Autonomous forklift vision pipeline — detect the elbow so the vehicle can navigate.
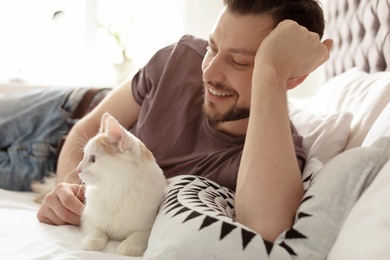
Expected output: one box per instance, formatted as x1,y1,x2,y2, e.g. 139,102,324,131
235,210,296,243
235,187,303,243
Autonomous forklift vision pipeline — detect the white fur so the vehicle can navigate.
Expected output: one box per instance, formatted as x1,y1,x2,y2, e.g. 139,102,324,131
77,113,166,256
30,174,56,203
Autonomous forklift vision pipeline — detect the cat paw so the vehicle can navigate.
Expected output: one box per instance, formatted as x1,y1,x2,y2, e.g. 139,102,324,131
117,242,145,256
82,237,108,252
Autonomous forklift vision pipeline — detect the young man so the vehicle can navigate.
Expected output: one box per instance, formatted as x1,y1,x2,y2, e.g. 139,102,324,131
7,0,332,242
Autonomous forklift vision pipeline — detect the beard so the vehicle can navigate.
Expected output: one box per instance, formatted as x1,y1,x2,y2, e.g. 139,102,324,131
202,81,250,124
204,102,250,123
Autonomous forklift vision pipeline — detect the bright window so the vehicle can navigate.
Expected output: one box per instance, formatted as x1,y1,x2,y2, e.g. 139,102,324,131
0,0,223,87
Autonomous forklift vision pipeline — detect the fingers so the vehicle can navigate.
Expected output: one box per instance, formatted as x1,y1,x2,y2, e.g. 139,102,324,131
258,20,333,80
74,184,86,203
313,38,333,70
37,194,75,225
323,39,333,53
36,183,85,226
58,184,85,216
322,39,333,62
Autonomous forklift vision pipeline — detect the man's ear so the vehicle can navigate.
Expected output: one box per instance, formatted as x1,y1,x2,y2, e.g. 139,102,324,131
286,75,308,90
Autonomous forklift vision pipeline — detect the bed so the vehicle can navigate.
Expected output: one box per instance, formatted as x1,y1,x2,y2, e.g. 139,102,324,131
2,0,390,259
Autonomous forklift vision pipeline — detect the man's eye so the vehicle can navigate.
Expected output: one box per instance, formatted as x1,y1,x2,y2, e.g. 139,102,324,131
89,155,96,163
233,60,248,67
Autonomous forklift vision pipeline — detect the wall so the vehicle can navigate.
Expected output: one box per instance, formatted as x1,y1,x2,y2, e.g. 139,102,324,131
183,0,224,39
128,0,223,67
0,0,224,93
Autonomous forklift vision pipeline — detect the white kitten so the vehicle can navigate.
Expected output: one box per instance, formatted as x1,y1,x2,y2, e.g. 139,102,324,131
77,113,166,256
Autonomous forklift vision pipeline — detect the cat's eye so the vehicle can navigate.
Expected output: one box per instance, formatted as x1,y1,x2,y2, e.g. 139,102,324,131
89,155,96,163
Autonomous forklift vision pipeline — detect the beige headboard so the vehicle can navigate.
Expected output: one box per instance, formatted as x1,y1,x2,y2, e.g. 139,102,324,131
324,0,390,79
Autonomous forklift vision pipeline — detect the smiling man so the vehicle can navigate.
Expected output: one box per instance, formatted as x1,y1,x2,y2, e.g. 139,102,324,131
28,0,334,242
202,12,274,135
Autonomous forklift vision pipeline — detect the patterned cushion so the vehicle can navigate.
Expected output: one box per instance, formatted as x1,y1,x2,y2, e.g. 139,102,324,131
144,137,390,259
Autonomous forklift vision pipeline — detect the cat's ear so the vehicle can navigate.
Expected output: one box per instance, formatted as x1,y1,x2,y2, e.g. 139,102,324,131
100,113,112,133
100,113,133,151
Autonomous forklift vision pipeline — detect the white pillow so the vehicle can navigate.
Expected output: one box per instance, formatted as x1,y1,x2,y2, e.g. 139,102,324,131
276,136,390,259
289,103,353,164
306,68,390,149
362,101,390,147
328,159,390,260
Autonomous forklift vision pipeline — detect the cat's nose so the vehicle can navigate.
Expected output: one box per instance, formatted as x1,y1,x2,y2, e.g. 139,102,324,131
76,167,82,174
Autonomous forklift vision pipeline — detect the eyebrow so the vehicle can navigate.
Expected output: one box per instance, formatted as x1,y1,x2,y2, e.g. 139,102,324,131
209,35,257,57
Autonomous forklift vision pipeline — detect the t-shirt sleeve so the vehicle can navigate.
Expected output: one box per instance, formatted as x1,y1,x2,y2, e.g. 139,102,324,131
290,121,306,173
131,35,207,106
131,44,175,106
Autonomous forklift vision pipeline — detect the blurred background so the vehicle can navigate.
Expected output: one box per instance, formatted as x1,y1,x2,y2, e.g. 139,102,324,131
0,0,223,88
0,0,327,98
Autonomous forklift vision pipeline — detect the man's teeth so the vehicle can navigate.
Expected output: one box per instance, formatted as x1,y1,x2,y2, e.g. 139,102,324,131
209,87,230,97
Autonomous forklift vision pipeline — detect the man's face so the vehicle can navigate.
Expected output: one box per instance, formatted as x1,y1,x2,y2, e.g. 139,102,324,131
202,8,274,124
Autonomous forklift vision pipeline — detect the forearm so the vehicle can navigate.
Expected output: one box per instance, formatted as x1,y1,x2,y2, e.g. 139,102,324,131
56,117,99,183
235,67,303,242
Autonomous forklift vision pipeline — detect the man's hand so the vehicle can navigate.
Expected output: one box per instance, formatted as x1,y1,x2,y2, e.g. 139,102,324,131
37,183,85,226
254,19,333,90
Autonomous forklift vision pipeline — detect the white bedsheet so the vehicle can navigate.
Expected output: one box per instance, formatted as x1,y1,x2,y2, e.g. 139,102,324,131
0,189,142,260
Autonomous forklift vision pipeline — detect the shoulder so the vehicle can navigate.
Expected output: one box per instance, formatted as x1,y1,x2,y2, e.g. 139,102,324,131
131,35,206,103
141,35,206,80
175,34,208,58
142,34,207,71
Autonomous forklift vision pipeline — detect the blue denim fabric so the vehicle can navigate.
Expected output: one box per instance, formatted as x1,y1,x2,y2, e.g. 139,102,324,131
0,87,89,191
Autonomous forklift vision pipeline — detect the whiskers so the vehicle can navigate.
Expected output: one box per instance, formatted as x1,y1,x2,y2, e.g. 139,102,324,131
67,132,90,153
65,169,86,203
74,178,86,203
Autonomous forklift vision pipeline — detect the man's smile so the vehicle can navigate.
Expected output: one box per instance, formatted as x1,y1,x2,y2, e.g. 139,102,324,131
208,86,233,97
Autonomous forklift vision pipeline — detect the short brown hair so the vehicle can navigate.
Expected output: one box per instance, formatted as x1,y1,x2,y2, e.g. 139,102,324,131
223,0,325,38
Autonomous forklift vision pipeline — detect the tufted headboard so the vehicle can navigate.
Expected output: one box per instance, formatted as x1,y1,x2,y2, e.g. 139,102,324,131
324,0,390,79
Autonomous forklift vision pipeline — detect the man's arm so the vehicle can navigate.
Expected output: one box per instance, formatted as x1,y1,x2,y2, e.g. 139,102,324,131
235,20,332,242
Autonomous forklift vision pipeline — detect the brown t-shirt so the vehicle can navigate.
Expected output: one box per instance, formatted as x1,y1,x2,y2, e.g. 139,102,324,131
131,35,305,191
